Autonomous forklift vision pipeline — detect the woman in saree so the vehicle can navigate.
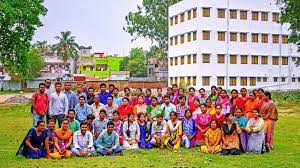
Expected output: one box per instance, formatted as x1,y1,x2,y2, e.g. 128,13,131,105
233,108,248,153
200,119,222,154
235,88,249,112
174,88,185,105
195,104,211,145
133,95,147,119
192,99,201,120
211,105,225,126
113,110,123,145
246,108,265,154
244,91,260,119
16,121,47,159
216,90,231,115
164,111,182,150
131,88,143,106
221,113,242,155
166,87,176,105
138,113,152,149
118,97,133,121
230,89,239,114
181,109,196,148
260,91,278,151
206,99,216,115
187,87,198,112
144,89,152,106
50,119,73,159
146,97,164,122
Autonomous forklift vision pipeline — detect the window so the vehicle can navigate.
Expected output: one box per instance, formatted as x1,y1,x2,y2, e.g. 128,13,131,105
272,35,279,43
240,77,247,86
175,77,178,85
218,54,225,64
202,8,210,17
170,17,173,26
230,10,237,19
187,77,191,85
180,56,184,65
180,13,185,22
240,33,247,42
252,34,259,43
274,77,278,82
230,32,237,41
252,55,258,64
174,36,178,45
272,57,279,65
202,77,210,86
170,57,173,66
170,37,173,46
261,12,268,21
292,57,297,62
281,77,286,82
292,78,296,82
187,55,191,64
175,16,178,24
272,13,279,22
202,54,210,63
261,34,268,43
187,33,192,42
217,77,225,86
193,31,197,41
188,10,192,20
218,32,225,41
240,11,247,20
202,31,210,40
193,8,197,18
252,12,259,21
180,34,185,44
230,55,237,64
263,77,268,82
250,77,256,86
193,54,197,64
282,57,288,65
261,56,268,64
193,76,197,86
175,57,178,65
218,9,225,18
257,77,261,82
241,55,248,64
298,78,300,82
230,77,237,86
282,35,288,44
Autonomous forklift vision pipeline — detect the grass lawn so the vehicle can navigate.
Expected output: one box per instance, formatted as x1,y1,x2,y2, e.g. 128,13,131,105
0,103,299,168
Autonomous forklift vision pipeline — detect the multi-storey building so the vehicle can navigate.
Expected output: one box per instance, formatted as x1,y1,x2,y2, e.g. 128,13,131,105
168,0,300,90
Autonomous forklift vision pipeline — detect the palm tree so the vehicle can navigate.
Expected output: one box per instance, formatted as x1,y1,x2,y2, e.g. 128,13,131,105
53,31,79,72
33,40,48,57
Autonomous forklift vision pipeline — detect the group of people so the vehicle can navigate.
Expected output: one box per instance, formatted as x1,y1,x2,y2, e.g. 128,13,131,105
16,79,278,159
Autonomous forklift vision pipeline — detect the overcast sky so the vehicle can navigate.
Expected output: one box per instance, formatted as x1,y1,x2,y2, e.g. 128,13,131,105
33,0,151,56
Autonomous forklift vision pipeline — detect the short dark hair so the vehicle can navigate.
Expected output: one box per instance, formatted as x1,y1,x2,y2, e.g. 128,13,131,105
48,119,55,124
179,96,186,100
225,113,232,119
172,84,178,88
113,87,119,91
88,87,94,91
156,114,163,119
136,88,143,92
184,109,192,116
146,88,152,93
164,95,170,99
44,79,51,82
100,109,106,114
189,87,195,92
80,121,89,127
124,87,130,91
108,84,115,87
68,109,75,115
55,82,62,87
170,111,177,117
79,95,85,100
113,110,119,116
37,120,45,126
211,86,217,90
199,88,205,92
39,83,46,88
87,114,95,120
100,83,106,87
107,121,114,127
151,97,157,101
107,95,113,100
122,97,130,102
61,118,69,124
200,103,207,107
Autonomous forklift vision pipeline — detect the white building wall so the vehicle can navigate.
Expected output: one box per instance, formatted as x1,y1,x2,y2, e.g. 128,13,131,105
168,0,300,91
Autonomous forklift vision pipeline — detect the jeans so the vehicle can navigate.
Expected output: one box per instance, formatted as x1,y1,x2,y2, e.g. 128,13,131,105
33,113,45,126
96,146,122,156
51,114,64,128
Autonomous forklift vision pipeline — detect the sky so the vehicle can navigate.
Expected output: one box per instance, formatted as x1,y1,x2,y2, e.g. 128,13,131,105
33,0,151,56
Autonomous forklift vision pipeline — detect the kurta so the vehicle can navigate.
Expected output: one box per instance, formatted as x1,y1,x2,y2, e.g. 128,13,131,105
246,118,265,154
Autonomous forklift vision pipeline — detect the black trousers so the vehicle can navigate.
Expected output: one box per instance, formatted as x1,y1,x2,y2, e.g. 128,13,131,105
221,148,241,155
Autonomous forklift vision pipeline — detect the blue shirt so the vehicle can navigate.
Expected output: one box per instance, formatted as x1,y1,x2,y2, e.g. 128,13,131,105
161,103,177,120
74,92,87,105
233,116,248,128
95,130,120,149
63,90,77,110
113,96,122,106
49,92,69,115
74,103,91,122
98,92,111,105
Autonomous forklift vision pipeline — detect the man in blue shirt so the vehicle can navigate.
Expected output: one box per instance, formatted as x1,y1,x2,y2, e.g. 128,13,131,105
95,121,122,156
74,96,91,123
98,83,110,105
63,82,77,110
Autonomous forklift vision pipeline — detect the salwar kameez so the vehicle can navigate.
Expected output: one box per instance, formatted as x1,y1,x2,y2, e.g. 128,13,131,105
139,122,152,149
195,113,211,144
181,118,196,148
164,120,182,150
246,118,265,154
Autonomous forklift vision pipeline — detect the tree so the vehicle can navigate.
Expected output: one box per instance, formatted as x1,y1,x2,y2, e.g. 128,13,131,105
33,40,48,56
53,31,79,71
0,0,47,80
127,48,147,77
124,0,180,54
277,0,300,65
25,48,45,79
120,57,130,71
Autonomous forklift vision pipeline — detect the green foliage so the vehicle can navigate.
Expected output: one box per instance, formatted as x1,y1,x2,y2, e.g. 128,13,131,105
0,0,47,80
124,0,180,52
25,48,44,79
120,57,129,71
127,48,147,77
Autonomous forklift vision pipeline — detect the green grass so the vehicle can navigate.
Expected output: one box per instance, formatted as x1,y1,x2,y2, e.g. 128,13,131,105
0,104,299,168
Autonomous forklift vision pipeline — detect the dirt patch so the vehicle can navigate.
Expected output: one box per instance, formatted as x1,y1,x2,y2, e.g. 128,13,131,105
0,93,32,104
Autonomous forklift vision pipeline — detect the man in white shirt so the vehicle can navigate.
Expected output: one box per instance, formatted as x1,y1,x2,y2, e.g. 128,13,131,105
90,96,105,118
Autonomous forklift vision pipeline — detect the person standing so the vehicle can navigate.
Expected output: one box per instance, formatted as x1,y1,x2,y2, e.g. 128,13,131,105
49,82,69,127
175,96,188,121
98,83,111,105
63,82,77,110
93,109,108,139
74,96,91,123
32,83,49,126
87,87,95,105
90,96,105,119
104,96,118,120
44,79,54,97
75,83,87,105
161,96,177,121
68,109,80,132
112,88,122,106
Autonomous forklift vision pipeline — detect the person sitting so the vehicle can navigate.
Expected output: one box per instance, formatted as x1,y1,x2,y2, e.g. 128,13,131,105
112,110,123,145
150,114,166,148
200,119,222,154
86,114,95,133
93,109,108,139
118,97,133,121
49,119,73,159
95,121,123,156
16,121,47,159
133,95,147,119
246,108,265,154
138,113,152,149
164,111,182,150
211,105,225,126
181,109,196,148
233,108,248,153
161,95,177,121
122,113,140,149
68,109,80,132
45,119,56,159
74,96,91,123
71,121,95,157
146,97,163,122
221,113,242,155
